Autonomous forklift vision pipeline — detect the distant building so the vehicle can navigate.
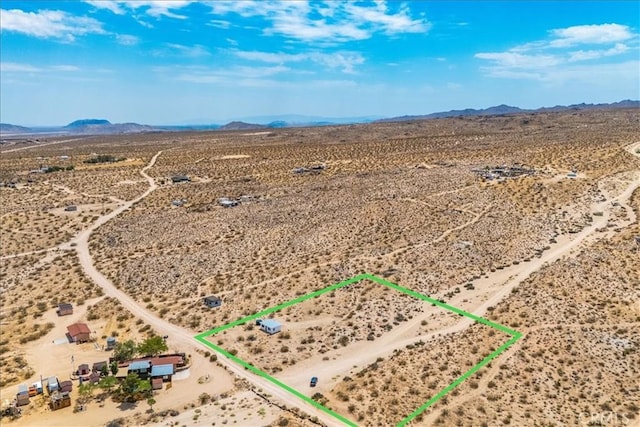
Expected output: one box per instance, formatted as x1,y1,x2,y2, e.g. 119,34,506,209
56,303,73,316
59,380,72,393
218,197,238,207
128,360,151,379
67,323,91,344
49,391,71,411
77,364,90,376
151,364,174,382
260,319,282,335
171,175,190,183
106,336,117,350
92,361,108,374
203,296,222,308
64,205,77,212
47,377,59,394
16,385,30,406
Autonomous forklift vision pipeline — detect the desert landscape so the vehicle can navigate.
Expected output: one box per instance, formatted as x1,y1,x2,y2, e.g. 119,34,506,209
1,108,639,426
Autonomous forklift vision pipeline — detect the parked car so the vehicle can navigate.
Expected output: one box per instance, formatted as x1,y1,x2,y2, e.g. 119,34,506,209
310,377,318,387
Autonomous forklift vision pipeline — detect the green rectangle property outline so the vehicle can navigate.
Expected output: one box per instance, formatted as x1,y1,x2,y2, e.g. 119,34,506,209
194,273,522,426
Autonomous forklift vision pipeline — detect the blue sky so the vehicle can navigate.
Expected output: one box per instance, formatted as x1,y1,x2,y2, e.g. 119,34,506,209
1,1,638,126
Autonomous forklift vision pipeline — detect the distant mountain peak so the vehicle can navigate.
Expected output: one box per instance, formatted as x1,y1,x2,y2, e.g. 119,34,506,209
219,121,267,131
66,119,111,127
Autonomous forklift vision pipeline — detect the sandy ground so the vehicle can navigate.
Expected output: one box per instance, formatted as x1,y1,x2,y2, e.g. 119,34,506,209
3,132,638,426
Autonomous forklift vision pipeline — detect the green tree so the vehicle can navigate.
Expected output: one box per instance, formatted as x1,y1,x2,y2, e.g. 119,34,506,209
113,340,137,362
100,364,109,377
147,397,156,412
78,382,95,404
137,336,167,357
137,378,152,398
118,373,140,402
110,361,119,375
98,376,117,393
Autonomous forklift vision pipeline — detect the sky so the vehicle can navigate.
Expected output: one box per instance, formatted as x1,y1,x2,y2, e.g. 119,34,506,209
0,1,638,126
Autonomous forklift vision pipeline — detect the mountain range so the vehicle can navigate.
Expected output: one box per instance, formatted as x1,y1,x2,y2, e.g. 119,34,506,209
1,100,638,137
376,100,639,122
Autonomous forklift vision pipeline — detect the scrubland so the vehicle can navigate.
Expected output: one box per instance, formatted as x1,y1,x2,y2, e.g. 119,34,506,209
1,109,638,426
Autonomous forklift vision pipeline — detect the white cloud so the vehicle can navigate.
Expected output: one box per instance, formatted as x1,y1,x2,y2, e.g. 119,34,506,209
0,62,42,72
116,34,139,46
549,23,635,47
164,43,210,58
85,1,196,19
208,19,231,29
161,64,291,85
475,52,561,69
1,62,81,73
344,2,429,34
210,1,429,43
234,50,365,74
476,22,639,83
568,43,629,62
0,9,105,41
85,1,125,15
50,65,80,72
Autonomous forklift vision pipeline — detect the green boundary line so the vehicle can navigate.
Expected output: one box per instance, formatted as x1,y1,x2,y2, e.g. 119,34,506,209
194,273,521,426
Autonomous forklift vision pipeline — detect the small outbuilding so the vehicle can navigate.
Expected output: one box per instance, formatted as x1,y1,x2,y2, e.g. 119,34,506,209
56,303,73,316
151,364,174,382
106,336,117,350
203,296,222,308
260,319,282,335
17,384,28,398
151,378,163,390
49,391,71,411
59,381,72,393
16,386,29,407
171,175,190,183
67,323,91,344
218,197,238,207
30,381,43,395
93,361,108,374
47,377,59,394
128,360,151,379
77,364,90,376
64,205,77,212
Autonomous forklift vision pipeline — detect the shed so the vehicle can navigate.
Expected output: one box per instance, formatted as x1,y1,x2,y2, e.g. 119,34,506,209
218,198,238,207
150,364,174,382
106,336,117,350
67,323,91,344
31,381,43,395
171,175,190,183
59,381,72,393
203,295,222,308
16,394,29,407
64,205,77,212
92,361,108,374
128,360,151,379
47,377,59,394
49,391,71,411
115,367,128,379
78,364,90,376
260,319,282,335
56,303,73,316
151,378,163,390
17,384,28,397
